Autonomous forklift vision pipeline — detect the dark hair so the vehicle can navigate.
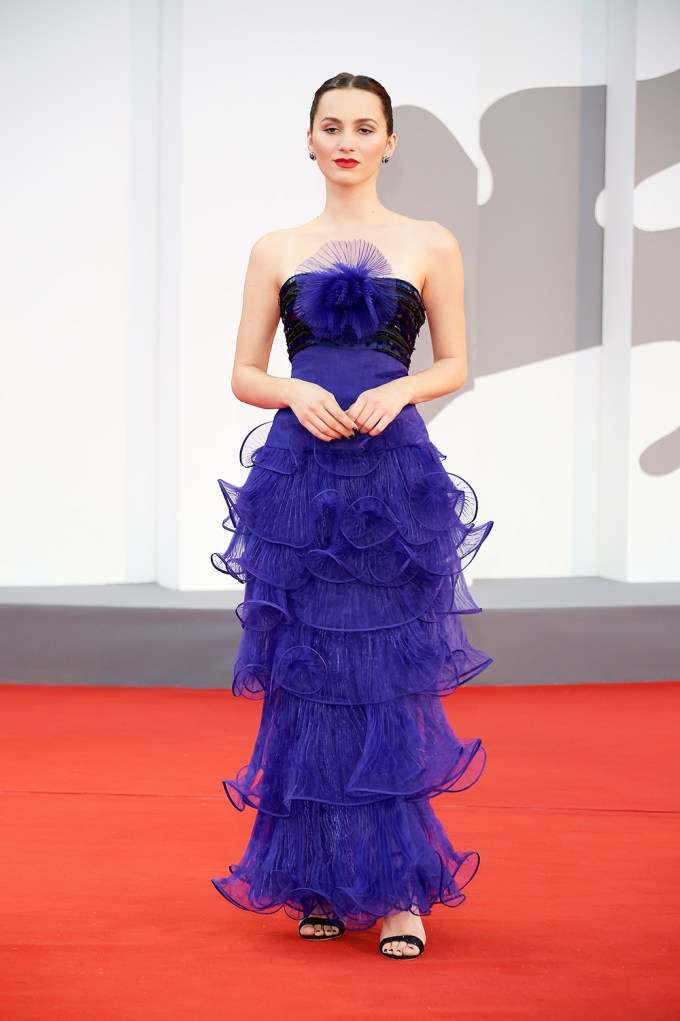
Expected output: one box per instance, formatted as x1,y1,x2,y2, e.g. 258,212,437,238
309,72,393,135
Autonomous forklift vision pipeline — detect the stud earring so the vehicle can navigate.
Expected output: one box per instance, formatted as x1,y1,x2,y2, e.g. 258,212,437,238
309,152,317,161
382,156,390,163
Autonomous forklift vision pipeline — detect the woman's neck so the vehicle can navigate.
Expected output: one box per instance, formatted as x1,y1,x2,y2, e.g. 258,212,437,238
315,180,393,230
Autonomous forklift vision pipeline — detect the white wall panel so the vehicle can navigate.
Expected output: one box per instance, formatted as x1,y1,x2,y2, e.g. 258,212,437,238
474,348,600,577
628,342,680,580
0,0,133,584
1,0,677,590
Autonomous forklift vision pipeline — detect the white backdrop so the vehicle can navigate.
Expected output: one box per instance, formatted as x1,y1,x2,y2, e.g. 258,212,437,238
0,0,677,589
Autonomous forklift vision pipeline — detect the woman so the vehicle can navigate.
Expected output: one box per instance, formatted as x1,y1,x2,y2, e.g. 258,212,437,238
210,72,493,960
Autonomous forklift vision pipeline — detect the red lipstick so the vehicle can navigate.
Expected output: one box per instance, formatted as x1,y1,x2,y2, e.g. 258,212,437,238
335,159,359,168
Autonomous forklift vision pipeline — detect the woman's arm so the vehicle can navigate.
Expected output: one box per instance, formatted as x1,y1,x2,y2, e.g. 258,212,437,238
405,222,468,402
230,233,358,441
346,223,468,435
230,232,293,409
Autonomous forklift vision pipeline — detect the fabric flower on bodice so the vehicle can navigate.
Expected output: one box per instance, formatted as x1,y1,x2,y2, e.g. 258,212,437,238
293,238,399,341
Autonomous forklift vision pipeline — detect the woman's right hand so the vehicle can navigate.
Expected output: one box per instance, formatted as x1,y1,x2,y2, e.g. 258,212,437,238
285,379,358,442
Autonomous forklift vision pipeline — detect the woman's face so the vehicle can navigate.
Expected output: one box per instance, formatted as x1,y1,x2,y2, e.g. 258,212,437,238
308,88,395,181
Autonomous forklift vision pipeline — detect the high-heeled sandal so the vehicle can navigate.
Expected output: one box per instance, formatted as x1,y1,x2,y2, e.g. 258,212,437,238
298,915,345,940
379,934,425,959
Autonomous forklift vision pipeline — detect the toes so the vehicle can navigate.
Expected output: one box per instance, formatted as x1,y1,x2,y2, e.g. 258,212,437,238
382,937,422,956
301,919,340,938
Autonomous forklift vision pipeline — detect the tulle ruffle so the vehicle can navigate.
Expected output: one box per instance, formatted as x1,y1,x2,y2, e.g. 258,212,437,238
211,796,480,930
210,412,493,929
222,686,486,816
211,418,493,697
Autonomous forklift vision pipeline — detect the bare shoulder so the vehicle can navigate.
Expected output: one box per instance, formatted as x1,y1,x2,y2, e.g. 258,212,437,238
387,215,462,287
247,226,312,283
416,220,462,264
248,228,289,267
412,222,464,297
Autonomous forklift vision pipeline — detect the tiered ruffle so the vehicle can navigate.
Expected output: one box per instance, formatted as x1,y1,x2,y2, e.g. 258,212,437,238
210,415,493,930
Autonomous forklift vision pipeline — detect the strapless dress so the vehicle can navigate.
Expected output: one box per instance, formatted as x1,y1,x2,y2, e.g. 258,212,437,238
209,238,493,930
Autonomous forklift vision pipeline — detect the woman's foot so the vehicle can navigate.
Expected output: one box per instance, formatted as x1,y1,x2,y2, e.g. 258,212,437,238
299,915,343,939
379,909,427,958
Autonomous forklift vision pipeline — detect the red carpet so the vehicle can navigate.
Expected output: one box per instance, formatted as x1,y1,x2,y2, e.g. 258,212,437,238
1,680,679,1020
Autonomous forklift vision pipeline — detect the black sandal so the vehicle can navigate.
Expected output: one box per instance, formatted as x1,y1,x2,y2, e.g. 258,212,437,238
298,915,345,940
379,934,425,959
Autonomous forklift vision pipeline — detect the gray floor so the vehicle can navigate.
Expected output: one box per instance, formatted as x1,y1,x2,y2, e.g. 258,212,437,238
3,576,680,609
1,578,678,688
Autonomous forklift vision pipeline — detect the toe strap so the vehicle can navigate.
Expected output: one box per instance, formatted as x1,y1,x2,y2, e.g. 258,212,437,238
380,934,425,954
299,915,345,933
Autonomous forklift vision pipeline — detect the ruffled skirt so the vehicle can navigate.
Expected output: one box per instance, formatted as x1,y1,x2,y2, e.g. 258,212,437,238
210,404,493,930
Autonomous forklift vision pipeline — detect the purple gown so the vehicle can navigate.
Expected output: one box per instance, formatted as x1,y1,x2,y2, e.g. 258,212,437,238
210,239,493,930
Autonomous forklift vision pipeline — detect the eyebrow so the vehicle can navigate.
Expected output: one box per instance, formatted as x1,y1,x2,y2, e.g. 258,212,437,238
319,116,379,125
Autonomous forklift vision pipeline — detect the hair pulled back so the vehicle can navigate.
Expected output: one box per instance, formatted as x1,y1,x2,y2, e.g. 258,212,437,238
309,72,393,135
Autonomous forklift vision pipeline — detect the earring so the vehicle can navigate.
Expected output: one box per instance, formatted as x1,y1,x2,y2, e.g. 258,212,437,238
382,156,390,163
309,152,317,161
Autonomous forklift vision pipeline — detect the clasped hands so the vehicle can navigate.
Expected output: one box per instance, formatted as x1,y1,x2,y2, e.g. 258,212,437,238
287,377,413,443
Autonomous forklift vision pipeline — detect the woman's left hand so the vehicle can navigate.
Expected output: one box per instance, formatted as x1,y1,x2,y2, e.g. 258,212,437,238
343,378,414,436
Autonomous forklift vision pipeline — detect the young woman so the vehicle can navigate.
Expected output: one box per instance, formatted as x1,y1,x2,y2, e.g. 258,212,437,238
210,72,493,960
